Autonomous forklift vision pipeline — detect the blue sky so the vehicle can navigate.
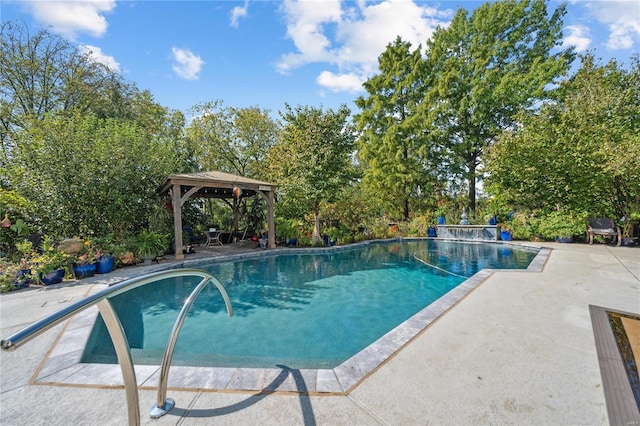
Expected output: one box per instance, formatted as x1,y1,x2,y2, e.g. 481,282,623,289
2,0,639,118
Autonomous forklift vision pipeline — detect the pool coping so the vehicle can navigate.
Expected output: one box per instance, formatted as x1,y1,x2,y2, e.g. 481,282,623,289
30,241,551,395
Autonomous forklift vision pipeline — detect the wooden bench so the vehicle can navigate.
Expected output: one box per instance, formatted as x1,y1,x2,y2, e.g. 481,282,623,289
587,218,621,246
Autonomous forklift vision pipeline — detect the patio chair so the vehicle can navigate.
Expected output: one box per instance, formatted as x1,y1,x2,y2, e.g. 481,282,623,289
587,218,621,246
205,230,223,247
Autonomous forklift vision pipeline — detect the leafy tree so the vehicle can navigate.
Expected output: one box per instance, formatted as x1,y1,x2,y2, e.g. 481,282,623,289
1,21,191,239
186,100,277,177
419,0,574,211
321,183,384,235
0,21,125,144
355,37,444,221
268,104,356,245
5,112,183,238
185,100,278,230
486,54,640,219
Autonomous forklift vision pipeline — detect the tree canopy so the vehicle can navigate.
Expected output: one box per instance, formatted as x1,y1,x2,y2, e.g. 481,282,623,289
0,21,132,143
267,104,356,244
1,21,188,239
390,0,572,213
486,54,640,218
185,100,277,178
2,9,639,251
355,37,442,221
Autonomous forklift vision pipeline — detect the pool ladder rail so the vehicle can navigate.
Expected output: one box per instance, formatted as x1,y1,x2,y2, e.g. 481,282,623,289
0,269,233,426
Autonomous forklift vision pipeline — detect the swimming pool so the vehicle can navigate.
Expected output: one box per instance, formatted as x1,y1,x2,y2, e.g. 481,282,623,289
81,240,539,370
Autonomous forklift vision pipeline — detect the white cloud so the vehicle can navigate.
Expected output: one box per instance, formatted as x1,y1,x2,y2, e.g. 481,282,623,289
79,44,120,72
171,47,205,80
563,25,591,51
317,71,364,93
23,0,116,39
336,0,446,71
230,0,249,28
277,0,342,73
277,0,452,92
585,1,640,50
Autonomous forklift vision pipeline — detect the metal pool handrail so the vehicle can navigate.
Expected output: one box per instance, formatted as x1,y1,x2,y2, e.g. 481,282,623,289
1,269,233,426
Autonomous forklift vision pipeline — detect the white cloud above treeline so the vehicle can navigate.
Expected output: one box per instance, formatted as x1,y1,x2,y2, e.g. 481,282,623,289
23,0,116,39
277,0,452,93
584,0,640,50
171,47,205,80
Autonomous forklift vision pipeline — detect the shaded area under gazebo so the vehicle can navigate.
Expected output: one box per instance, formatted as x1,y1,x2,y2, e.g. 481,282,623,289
157,171,277,260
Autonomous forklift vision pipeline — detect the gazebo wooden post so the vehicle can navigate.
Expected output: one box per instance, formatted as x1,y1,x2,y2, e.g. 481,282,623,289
171,184,184,260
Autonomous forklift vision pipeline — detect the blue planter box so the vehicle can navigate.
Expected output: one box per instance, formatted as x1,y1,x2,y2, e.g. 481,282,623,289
73,263,96,279
95,255,115,274
13,269,31,289
500,230,513,241
40,268,65,285
555,236,573,243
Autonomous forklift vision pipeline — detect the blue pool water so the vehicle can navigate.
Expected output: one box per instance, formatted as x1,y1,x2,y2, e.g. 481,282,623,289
81,240,538,369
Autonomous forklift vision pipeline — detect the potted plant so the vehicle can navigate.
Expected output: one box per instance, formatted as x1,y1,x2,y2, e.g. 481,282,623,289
415,212,437,237
324,226,342,246
276,218,298,246
72,238,98,279
112,238,136,267
135,230,168,264
435,201,447,225
499,223,513,241
32,236,69,285
0,259,30,291
484,213,498,226
427,225,437,237
93,236,117,274
15,239,34,280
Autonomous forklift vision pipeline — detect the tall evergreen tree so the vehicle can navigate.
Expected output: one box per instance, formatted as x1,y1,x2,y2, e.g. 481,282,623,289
355,37,441,221
420,0,574,211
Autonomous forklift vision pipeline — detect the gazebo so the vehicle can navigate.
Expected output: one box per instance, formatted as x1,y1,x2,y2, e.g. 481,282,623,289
157,171,278,259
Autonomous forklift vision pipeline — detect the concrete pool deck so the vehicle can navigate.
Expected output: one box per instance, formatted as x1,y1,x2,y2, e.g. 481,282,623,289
1,241,639,425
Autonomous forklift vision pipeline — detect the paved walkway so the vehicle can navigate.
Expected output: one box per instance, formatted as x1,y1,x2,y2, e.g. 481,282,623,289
1,242,638,425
